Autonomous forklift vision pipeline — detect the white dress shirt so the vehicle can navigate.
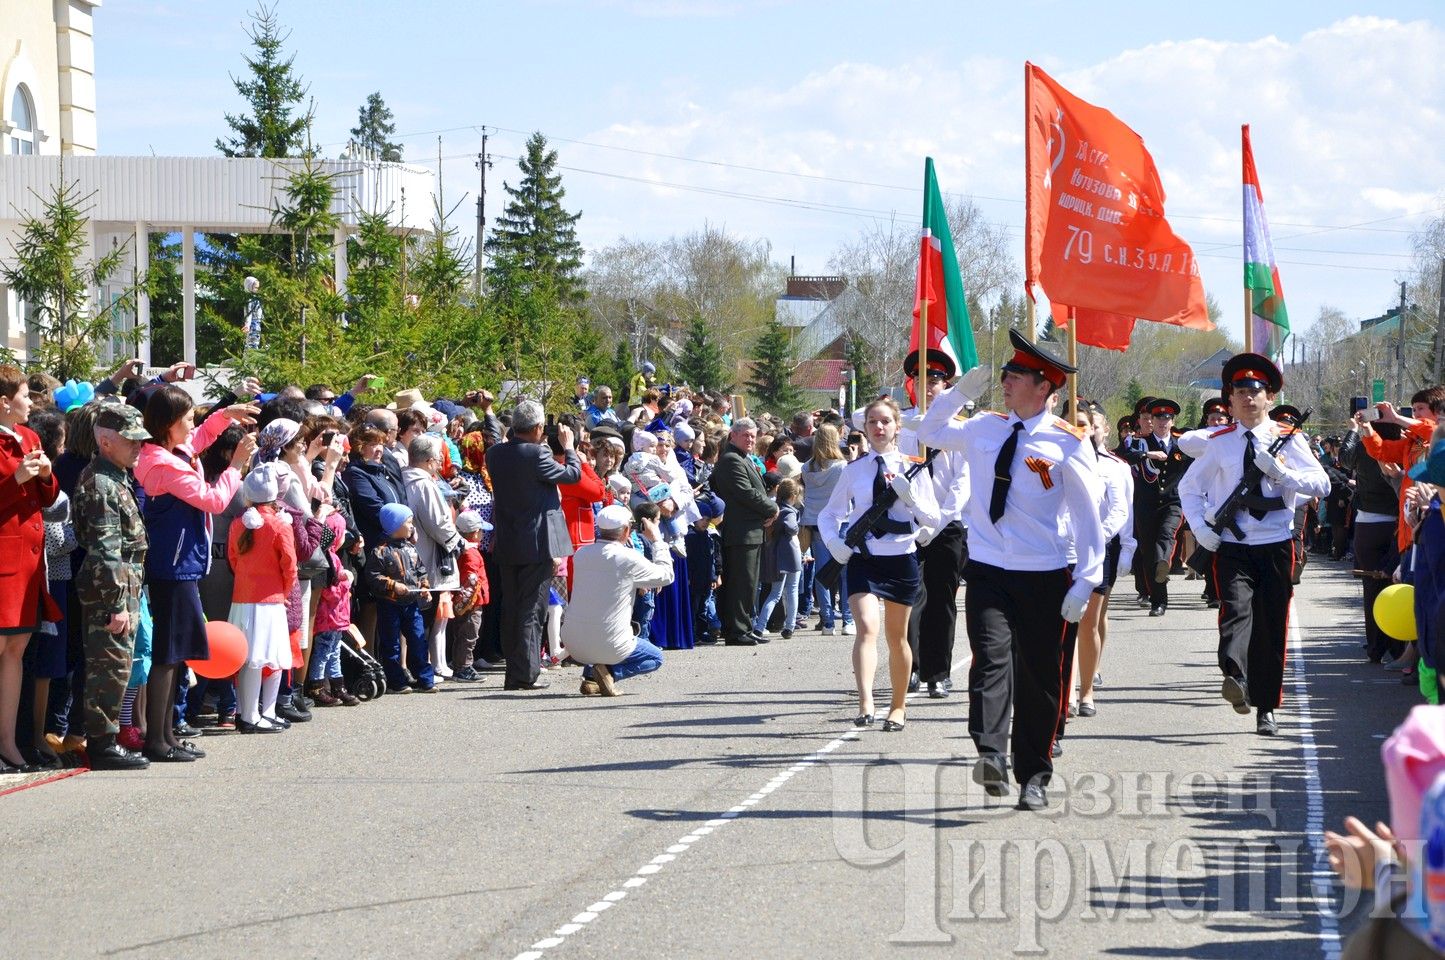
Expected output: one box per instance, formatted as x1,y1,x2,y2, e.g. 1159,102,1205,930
1179,420,1331,546
817,448,941,558
1097,449,1137,572
899,407,970,535
1175,427,1214,460
917,388,1105,589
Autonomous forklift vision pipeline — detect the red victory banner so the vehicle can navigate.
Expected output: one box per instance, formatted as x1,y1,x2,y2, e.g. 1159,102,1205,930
1025,63,1210,330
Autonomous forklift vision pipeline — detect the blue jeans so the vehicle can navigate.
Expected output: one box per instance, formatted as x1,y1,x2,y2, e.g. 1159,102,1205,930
377,601,432,689
755,571,800,633
814,561,852,628
632,590,656,635
309,630,343,681
583,637,665,682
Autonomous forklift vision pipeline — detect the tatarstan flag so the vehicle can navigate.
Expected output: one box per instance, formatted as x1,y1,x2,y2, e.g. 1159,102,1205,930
912,157,978,374
1243,124,1289,359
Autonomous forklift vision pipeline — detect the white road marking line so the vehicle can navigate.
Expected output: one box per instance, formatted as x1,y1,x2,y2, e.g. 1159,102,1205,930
507,652,969,960
1287,601,1344,960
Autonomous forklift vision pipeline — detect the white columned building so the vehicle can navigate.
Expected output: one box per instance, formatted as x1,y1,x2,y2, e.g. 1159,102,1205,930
0,2,439,368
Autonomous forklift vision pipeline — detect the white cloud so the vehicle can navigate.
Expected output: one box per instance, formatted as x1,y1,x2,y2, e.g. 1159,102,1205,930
526,15,1444,335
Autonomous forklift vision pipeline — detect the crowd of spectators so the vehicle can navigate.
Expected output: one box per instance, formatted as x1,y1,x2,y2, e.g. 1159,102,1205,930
0,359,877,771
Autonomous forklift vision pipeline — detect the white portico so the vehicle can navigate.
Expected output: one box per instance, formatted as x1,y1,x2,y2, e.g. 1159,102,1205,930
0,154,437,365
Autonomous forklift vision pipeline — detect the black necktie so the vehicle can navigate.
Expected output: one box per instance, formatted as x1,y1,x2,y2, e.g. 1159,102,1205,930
990,422,1023,524
1244,433,1267,521
872,454,889,503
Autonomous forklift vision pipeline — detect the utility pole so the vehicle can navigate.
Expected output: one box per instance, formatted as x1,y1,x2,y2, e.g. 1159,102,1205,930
475,127,493,296
1395,280,1408,402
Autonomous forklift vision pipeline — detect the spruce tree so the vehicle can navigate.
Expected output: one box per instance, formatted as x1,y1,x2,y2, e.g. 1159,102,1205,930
349,92,402,161
843,332,877,408
484,132,584,304
678,313,729,393
1,167,140,380
746,317,802,414
216,4,310,159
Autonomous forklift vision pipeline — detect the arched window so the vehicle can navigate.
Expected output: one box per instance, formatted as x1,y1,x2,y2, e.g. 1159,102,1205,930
10,85,36,155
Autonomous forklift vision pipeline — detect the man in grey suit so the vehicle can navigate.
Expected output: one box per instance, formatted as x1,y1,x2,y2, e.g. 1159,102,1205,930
710,418,778,647
485,400,582,689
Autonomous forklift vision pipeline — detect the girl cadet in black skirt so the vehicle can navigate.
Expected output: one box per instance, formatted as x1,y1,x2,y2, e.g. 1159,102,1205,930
819,397,940,732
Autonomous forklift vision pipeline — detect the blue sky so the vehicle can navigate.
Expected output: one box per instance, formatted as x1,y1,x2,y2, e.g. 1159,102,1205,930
98,2,1445,343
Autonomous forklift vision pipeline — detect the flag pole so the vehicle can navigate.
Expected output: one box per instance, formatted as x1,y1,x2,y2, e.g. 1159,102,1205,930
1066,306,1078,419
1242,124,1254,354
1023,62,1037,345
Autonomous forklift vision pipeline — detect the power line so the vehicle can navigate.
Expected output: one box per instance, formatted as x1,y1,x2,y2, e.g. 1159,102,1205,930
338,120,1437,241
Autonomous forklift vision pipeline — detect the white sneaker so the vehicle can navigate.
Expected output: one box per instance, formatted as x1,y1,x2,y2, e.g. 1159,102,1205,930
842,623,856,636
826,624,840,636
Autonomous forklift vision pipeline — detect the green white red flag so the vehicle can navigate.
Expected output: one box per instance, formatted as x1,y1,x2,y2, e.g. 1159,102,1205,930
911,157,978,375
1243,124,1289,358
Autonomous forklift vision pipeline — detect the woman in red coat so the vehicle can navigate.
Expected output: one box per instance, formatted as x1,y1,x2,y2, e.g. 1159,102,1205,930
0,366,58,772
555,418,606,593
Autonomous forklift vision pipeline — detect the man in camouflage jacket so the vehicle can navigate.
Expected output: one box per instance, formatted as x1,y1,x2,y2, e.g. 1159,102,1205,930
73,405,152,770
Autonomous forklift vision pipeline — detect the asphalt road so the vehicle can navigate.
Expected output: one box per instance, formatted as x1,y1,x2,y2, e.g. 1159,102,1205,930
0,554,1416,959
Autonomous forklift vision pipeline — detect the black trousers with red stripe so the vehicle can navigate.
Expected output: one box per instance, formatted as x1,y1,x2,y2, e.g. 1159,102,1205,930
963,561,1071,787
1215,538,1295,711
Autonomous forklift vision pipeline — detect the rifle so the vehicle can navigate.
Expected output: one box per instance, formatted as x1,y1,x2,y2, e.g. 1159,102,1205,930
1186,409,1311,574
814,449,940,593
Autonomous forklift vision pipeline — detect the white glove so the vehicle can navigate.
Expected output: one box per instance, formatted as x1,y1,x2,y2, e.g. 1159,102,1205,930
1060,583,1093,623
1194,526,1222,553
889,474,916,508
1254,448,1286,481
954,365,993,404
916,524,937,547
1117,548,1135,574
1203,506,1219,528
828,540,853,566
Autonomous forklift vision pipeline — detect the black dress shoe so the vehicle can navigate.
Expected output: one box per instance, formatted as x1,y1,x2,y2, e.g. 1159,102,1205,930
1148,604,1167,617
853,713,875,728
1077,701,1096,717
1257,711,1278,736
928,678,953,699
972,755,1009,797
143,745,196,763
1135,595,1151,608
173,722,203,740
1018,783,1049,811
1051,741,1063,758
750,630,771,645
1220,676,1251,715
907,672,920,694
1206,599,1221,609
87,743,150,770
175,740,206,758
723,636,757,647
236,718,284,734
503,679,550,691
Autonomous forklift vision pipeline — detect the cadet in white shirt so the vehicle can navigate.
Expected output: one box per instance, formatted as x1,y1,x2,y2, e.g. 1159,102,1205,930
1176,397,1231,609
1179,354,1329,736
818,397,941,734
898,349,971,700
1072,404,1136,719
916,330,1104,812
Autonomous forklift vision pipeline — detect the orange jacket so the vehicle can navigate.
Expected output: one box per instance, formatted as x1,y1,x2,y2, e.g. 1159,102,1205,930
1361,419,1433,551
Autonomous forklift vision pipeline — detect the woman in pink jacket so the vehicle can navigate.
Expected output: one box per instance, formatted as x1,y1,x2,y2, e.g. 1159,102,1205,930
133,386,256,761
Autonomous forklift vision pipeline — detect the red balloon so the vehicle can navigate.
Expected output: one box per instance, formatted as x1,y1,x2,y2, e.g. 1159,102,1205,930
191,621,247,679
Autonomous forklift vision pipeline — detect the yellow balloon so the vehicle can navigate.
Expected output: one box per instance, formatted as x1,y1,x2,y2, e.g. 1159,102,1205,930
1374,583,1417,642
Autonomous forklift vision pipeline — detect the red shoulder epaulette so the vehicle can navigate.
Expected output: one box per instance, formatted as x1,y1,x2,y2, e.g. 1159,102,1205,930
986,411,1008,420
1052,417,1088,440
1209,424,1239,438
